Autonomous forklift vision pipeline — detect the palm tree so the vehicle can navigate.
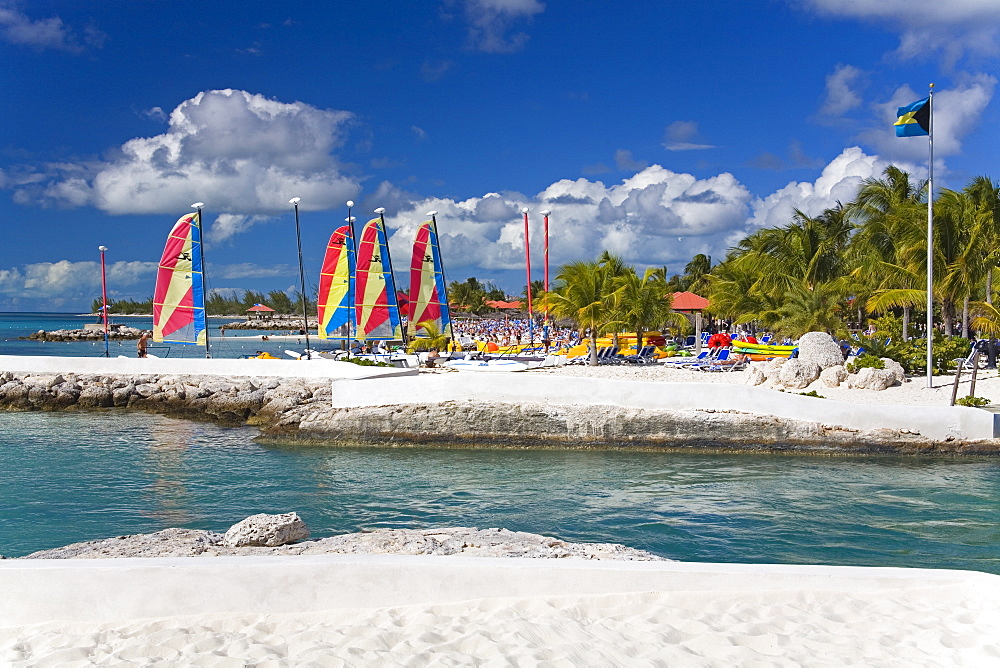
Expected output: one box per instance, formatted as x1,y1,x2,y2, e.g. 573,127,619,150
542,256,622,365
609,267,687,349
964,176,1000,305
681,254,712,293
707,205,853,333
407,321,451,352
847,166,926,339
770,280,850,338
448,278,487,314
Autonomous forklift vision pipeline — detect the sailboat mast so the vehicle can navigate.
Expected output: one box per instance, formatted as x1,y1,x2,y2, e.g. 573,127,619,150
427,211,453,340
374,207,405,346
191,202,211,358
290,197,312,359
346,200,357,355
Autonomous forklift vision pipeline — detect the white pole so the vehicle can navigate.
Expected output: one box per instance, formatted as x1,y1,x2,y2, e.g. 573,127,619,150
925,84,935,388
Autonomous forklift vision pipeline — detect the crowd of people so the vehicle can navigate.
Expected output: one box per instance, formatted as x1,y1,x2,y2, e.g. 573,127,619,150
452,317,580,350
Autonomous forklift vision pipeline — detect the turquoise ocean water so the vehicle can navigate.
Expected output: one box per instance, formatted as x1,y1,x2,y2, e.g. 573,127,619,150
1,313,998,571
0,312,334,359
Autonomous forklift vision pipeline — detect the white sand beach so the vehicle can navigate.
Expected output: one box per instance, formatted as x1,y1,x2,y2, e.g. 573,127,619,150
3,556,999,666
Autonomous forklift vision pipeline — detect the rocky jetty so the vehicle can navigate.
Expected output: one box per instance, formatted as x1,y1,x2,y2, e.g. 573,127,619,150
23,325,145,342
22,520,665,561
0,370,328,427
222,318,317,332
0,369,996,453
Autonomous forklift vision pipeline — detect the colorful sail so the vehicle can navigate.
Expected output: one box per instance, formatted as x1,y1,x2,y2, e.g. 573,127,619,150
317,224,355,340
355,217,402,340
408,221,451,338
153,212,206,345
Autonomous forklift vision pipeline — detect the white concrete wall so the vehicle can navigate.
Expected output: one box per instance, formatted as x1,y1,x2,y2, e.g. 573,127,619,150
330,374,996,441
2,555,996,625
0,355,416,380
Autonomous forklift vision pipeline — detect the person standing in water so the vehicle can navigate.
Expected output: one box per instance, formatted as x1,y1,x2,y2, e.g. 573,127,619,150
137,331,149,358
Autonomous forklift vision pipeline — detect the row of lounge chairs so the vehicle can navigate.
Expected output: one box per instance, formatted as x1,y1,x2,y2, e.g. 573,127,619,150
568,345,660,365
661,348,749,372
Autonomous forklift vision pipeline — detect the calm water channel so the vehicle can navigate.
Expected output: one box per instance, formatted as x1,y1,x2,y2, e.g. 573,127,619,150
2,411,998,572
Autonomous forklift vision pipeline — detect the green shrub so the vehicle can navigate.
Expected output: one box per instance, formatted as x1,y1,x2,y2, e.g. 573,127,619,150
798,390,825,398
846,354,885,374
343,357,392,367
956,396,991,407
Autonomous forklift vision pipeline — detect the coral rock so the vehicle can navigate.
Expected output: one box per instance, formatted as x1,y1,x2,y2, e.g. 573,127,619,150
222,512,310,547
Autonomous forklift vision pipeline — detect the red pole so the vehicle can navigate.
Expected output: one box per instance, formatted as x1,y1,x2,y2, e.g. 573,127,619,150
99,245,109,357
522,208,534,343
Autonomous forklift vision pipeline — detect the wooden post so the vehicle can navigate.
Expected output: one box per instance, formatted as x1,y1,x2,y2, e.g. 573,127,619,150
950,362,963,406
969,352,980,399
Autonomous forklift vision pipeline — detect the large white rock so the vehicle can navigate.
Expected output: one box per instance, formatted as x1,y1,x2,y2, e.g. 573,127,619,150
882,358,906,384
760,358,786,384
745,366,766,386
846,367,897,391
777,359,821,389
819,365,848,388
222,512,309,548
797,332,845,370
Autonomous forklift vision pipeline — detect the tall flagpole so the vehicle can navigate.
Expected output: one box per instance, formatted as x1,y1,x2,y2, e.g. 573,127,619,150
925,84,935,388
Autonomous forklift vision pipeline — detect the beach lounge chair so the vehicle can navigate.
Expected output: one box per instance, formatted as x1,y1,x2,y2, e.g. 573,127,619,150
662,350,711,367
954,346,979,370
699,353,748,373
624,345,657,364
687,348,730,370
597,346,622,364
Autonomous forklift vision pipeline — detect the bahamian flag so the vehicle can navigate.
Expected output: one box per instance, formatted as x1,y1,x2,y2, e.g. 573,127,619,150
895,97,930,137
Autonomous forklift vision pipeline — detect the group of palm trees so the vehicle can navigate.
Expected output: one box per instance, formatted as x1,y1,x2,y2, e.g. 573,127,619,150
541,166,1000,355
705,167,1000,339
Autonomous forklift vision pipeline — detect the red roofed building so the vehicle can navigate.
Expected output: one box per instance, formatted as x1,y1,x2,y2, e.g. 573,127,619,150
485,299,523,309
670,291,709,312
246,303,276,320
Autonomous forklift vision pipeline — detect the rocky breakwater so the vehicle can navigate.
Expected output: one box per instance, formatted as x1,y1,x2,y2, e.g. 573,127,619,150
0,370,330,428
23,324,145,342
223,317,316,332
21,512,664,560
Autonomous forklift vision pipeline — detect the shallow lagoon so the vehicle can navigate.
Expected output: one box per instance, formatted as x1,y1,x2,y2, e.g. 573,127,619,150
2,411,998,573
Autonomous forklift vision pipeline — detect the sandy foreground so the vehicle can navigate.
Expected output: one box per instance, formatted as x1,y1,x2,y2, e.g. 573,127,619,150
3,556,999,666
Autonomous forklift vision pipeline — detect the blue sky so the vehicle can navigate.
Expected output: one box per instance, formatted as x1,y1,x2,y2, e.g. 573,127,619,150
1,0,998,312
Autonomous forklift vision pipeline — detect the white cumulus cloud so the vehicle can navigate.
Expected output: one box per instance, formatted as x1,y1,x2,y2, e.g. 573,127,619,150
858,74,996,164
19,89,361,217
0,2,103,52
380,165,751,282
799,0,1000,63
819,64,865,118
746,146,890,233
0,260,156,306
